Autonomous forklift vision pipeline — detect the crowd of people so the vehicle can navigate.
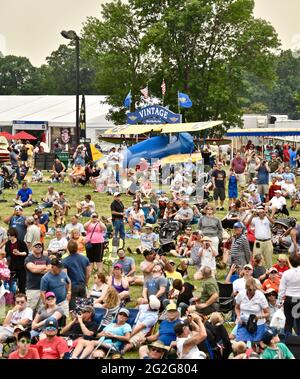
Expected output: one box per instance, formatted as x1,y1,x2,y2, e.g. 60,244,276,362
0,139,300,360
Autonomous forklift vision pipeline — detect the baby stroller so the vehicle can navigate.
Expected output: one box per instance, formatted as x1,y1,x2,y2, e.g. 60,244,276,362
158,220,182,254
271,217,294,254
1,165,18,190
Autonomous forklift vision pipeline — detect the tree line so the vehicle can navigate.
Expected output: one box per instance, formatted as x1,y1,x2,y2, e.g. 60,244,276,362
0,0,298,132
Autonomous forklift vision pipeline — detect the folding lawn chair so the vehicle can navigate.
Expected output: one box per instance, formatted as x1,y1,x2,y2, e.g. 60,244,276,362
102,238,122,275
217,282,234,322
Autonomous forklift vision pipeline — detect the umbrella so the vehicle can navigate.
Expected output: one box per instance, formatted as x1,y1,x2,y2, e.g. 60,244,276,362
13,131,37,140
0,131,13,140
160,152,203,165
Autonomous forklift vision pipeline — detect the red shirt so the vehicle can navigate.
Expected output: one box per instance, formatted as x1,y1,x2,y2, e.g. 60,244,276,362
273,263,289,276
9,347,40,359
36,336,69,359
269,184,281,199
231,157,246,174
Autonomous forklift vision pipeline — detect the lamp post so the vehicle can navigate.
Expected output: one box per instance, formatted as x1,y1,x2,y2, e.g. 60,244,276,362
61,30,80,146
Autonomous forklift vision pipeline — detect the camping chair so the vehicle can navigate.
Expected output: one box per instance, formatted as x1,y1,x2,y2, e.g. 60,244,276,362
217,282,234,322
274,205,290,219
102,238,122,275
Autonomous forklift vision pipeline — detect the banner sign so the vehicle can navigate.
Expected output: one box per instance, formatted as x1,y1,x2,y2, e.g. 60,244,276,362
13,120,48,131
126,105,181,125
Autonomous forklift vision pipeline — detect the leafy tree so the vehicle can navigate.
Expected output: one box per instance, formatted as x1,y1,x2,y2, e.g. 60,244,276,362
0,55,41,94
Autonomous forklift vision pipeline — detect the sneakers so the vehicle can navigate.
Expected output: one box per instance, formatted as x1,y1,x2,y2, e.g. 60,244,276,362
220,207,225,211
136,247,141,255
216,207,220,211
127,247,133,254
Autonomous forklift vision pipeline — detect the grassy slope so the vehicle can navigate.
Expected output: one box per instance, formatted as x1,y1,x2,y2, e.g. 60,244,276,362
0,168,298,358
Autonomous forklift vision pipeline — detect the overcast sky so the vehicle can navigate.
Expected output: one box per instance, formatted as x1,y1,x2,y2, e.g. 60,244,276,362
0,0,299,67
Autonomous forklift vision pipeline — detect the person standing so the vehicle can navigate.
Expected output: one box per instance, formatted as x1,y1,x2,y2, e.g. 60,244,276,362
84,213,107,273
40,257,71,317
24,241,51,314
62,240,91,311
256,160,271,202
24,216,41,251
8,146,21,184
211,162,226,210
226,222,251,268
5,227,29,294
110,192,125,243
4,205,27,241
197,205,223,252
246,207,274,269
231,151,246,188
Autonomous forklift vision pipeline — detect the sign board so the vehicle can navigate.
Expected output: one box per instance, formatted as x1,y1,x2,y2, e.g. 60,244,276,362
80,138,91,143
13,120,48,131
126,105,181,125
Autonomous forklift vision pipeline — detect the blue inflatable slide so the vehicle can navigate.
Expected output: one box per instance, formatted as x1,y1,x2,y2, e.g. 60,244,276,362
123,132,194,167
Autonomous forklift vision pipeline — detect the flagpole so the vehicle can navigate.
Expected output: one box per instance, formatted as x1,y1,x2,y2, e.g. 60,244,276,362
177,91,180,114
162,78,165,106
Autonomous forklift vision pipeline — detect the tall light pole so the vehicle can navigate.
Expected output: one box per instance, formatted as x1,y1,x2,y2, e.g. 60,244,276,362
61,30,80,146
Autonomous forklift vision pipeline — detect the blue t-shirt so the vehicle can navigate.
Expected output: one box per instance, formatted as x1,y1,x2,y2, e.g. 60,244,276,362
257,165,269,185
145,277,169,302
289,149,297,167
17,188,32,202
62,253,90,286
282,172,295,182
9,215,26,240
100,322,132,349
158,319,181,346
40,271,71,304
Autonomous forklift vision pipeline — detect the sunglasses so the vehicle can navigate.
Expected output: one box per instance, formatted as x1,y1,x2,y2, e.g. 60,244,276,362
16,301,25,304
46,297,55,300
269,271,277,274
19,338,30,344
266,293,277,297
244,268,252,271
34,245,42,248
45,327,57,331
119,313,129,317
277,260,286,263
150,347,164,353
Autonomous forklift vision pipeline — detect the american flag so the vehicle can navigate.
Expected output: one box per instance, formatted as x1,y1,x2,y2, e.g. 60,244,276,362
140,86,149,98
161,79,166,96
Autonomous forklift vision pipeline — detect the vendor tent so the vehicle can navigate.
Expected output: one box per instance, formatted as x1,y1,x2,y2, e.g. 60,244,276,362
13,131,37,140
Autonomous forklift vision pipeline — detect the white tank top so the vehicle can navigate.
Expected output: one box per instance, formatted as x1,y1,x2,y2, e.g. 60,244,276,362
176,336,206,359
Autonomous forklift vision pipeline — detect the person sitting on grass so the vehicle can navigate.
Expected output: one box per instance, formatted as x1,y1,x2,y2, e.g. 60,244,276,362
69,162,86,187
31,168,43,183
47,228,68,258
139,340,169,359
51,158,66,183
53,191,70,217
40,186,59,209
76,194,96,218
70,308,132,359
15,181,33,207
93,287,120,328
107,263,130,302
127,201,145,235
260,327,294,359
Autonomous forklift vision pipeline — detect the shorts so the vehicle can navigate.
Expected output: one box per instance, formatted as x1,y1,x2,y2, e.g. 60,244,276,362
129,331,146,347
235,173,246,187
86,242,105,263
213,187,225,201
257,184,269,195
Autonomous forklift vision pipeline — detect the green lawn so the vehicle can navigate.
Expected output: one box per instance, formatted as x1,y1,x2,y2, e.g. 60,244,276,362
0,168,299,358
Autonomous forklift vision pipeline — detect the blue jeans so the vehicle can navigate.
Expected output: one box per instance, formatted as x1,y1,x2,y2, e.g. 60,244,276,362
113,219,125,240
13,166,21,184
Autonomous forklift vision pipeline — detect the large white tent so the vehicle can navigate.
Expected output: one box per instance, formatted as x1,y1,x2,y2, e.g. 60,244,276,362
0,95,113,144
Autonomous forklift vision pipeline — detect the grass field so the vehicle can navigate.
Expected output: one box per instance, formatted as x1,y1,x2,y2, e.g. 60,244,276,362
0,167,299,358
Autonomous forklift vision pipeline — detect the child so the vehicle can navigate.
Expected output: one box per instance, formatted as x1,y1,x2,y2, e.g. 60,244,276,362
261,327,294,359
194,236,218,280
228,168,238,203
273,254,290,277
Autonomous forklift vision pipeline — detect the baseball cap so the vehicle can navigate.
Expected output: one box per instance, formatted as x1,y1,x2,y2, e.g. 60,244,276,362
113,263,123,270
261,327,278,345
50,257,64,268
166,303,178,312
80,305,95,316
44,317,58,330
268,267,278,274
149,295,160,310
15,205,23,211
233,222,244,228
174,319,190,335
144,224,153,229
118,308,130,317
201,236,212,242
33,241,43,247
17,331,31,341
13,325,25,332
113,192,121,197
243,264,253,270
45,291,56,299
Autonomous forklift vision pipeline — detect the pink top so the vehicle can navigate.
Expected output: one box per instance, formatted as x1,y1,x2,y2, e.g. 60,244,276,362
85,222,105,244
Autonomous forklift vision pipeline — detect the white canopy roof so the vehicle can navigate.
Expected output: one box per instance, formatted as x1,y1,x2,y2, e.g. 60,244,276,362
0,95,113,128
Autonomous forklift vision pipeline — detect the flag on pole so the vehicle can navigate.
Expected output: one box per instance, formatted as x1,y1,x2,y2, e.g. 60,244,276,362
123,90,132,108
79,94,86,138
140,86,149,98
178,92,193,108
161,79,166,96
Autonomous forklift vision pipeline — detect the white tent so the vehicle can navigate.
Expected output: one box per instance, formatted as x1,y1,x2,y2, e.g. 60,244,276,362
0,95,114,143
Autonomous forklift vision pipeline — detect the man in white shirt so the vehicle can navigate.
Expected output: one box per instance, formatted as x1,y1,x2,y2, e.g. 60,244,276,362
265,190,287,218
175,314,207,359
0,293,33,355
232,264,261,296
47,228,68,257
107,147,120,166
138,224,158,253
246,206,274,268
64,215,85,238
281,179,296,198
